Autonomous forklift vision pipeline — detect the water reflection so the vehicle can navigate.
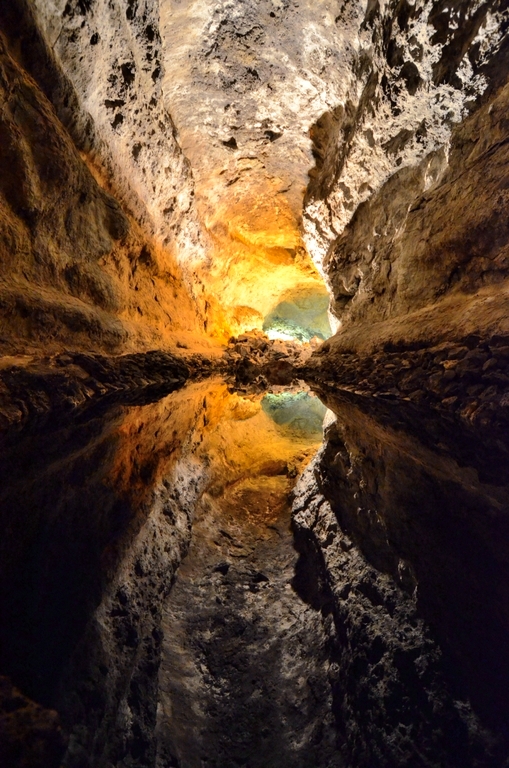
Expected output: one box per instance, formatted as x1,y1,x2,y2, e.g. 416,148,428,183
0,380,325,767
1,377,509,766
299,385,509,765
157,387,333,768
262,391,327,440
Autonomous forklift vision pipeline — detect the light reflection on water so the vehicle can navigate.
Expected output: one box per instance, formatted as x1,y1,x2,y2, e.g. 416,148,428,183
261,391,327,440
4,375,509,766
0,378,328,756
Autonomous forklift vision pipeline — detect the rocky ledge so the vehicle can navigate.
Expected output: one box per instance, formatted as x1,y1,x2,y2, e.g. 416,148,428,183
0,351,190,431
307,333,509,430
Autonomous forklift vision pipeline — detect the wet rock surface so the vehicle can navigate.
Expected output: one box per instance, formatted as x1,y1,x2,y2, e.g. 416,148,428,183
307,333,509,429
223,331,317,388
0,382,233,767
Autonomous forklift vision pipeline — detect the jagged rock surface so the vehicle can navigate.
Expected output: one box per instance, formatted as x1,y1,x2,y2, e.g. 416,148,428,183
223,331,317,388
31,0,205,261
158,486,340,768
0,384,221,768
320,78,509,334
307,332,509,430
304,0,509,266
0,350,189,430
0,2,206,358
0,2,509,768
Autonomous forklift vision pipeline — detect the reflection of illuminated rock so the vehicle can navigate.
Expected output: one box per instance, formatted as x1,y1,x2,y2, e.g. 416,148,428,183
158,383,338,767
262,391,327,440
1,2,509,767
0,377,325,766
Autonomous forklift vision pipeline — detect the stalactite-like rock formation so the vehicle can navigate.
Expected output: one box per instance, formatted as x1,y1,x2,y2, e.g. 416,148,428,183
0,1,509,768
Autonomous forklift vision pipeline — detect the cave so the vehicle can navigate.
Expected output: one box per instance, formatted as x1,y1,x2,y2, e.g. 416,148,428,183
0,1,509,767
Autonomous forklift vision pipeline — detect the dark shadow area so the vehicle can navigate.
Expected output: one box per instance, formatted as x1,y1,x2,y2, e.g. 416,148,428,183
292,386,509,767
0,404,140,705
3,370,509,767
0,375,199,768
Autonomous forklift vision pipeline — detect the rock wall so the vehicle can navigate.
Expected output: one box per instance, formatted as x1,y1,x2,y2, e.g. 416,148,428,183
319,77,509,338
0,1,206,358
159,0,362,334
155,384,333,768
0,381,224,768
298,8,509,760
30,0,205,262
0,1,509,767
304,0,509,270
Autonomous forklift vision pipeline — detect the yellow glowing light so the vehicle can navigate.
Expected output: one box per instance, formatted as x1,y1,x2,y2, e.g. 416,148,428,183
189,165,328,340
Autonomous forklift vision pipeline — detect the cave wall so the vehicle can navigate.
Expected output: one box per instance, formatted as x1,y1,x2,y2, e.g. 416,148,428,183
1,0,508,350
303,0,509,430
320,76,509,341
304,0,509,268
300,3,509,766
0,1,206,358
0,1,509,767
31,0,205,261
6,0,509,346
0,381,224,767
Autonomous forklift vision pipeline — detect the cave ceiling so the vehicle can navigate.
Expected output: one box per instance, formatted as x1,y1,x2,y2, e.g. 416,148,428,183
28,0,509,342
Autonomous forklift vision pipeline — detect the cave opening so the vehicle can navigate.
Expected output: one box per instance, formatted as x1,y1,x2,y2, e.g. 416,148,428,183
262,288,332,343
1,1,509,767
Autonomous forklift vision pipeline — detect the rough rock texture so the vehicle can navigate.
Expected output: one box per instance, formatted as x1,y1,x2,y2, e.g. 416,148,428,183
320,77,509,335
292,389,509,767
160,0,361,333
0,350,189,430
1,2,509,768
306,332,509,430
0,676,66,768
307,42,509,453
224,330,318,388
155,384,332,768
304,0,509,267
0,3,207,358
30,0,205,262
